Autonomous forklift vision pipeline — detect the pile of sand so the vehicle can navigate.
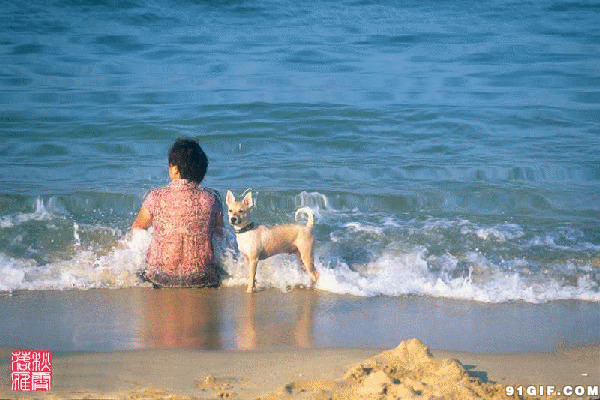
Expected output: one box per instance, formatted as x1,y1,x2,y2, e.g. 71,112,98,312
257,338,512,400
14,389,194,400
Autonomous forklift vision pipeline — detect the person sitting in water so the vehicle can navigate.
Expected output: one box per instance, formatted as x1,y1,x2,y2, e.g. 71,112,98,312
132,138,223,287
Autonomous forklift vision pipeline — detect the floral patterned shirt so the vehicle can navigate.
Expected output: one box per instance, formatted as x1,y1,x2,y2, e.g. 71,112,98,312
142,179,223,286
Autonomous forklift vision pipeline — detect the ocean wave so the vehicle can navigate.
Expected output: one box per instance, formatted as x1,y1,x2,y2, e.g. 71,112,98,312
314,250,600,303
0,198,53,228
0,192,598,303
0,229,150,292
218,242,599,303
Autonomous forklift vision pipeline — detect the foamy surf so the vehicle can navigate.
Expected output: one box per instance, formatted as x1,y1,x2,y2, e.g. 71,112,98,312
0,194,598,303
314,250,600,303
0,230,150,293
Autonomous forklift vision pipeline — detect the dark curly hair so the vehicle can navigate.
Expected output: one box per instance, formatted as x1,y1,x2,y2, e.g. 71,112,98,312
168,138,208,183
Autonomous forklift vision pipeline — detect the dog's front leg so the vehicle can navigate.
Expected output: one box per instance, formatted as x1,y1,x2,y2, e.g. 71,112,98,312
246,257,259,293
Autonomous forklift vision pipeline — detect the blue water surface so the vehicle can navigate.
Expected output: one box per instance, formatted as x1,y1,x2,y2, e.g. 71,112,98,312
0,0,599,301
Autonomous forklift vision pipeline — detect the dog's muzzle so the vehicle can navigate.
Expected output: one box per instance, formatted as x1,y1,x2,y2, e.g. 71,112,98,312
230,216,241,225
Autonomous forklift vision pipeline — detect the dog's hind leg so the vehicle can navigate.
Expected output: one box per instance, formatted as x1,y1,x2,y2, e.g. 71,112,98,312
298,245,319,284
246,258,259,293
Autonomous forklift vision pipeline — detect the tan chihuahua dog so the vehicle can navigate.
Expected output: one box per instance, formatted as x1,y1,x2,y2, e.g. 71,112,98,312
226,190,319,293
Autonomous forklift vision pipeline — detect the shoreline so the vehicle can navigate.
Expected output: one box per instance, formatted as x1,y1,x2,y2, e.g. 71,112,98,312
1,341,598,399
1,287,598,354
0,288,598,399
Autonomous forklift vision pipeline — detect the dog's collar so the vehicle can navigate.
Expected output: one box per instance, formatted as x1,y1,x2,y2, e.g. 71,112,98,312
235,222,257,234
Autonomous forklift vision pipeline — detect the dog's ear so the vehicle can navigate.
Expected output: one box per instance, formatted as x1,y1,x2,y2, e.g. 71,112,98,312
226,190,235,206
242,191,253,207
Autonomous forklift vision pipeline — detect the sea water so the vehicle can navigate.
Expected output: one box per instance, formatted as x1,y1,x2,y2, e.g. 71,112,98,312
1,0,599,303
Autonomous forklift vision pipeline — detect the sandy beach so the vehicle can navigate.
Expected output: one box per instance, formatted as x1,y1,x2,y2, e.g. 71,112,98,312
0,339,598,399
0,288,598,399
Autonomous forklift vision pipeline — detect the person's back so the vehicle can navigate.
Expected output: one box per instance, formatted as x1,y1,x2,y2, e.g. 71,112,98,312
132,138,223,287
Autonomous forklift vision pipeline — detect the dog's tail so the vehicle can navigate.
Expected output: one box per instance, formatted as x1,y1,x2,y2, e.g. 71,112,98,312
295,207,314,229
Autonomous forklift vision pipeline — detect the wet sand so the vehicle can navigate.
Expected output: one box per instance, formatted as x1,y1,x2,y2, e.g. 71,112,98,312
0,287,598,353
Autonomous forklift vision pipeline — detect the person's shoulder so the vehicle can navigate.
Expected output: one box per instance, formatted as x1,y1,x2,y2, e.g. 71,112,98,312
142,184,168,211
150,183,172,195
145,183,176,202
201,186,221,197
200,187,223,202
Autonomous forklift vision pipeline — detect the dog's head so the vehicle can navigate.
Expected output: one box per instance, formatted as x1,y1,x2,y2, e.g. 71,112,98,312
226,190,253,227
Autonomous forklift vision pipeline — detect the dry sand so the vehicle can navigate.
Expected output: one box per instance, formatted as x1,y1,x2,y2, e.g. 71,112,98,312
1,339,598,400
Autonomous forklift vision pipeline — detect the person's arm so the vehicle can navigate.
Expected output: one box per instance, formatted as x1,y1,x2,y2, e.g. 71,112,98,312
132,206,152,230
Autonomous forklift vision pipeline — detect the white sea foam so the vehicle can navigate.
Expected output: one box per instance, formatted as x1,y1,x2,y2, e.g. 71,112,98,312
295,191,330,211
0,193,598,303
470,224,525,242
218,232,599,303
528,229,600,252
343,222,385,236
0,198,53,229
0,229,151,292
313,248,600,303
1,233,598,302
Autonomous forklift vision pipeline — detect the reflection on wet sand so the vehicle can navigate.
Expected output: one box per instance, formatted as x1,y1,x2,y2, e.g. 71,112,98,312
1,288,598,353
139,288,223,349
235,290,316,350
138,288,316,350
